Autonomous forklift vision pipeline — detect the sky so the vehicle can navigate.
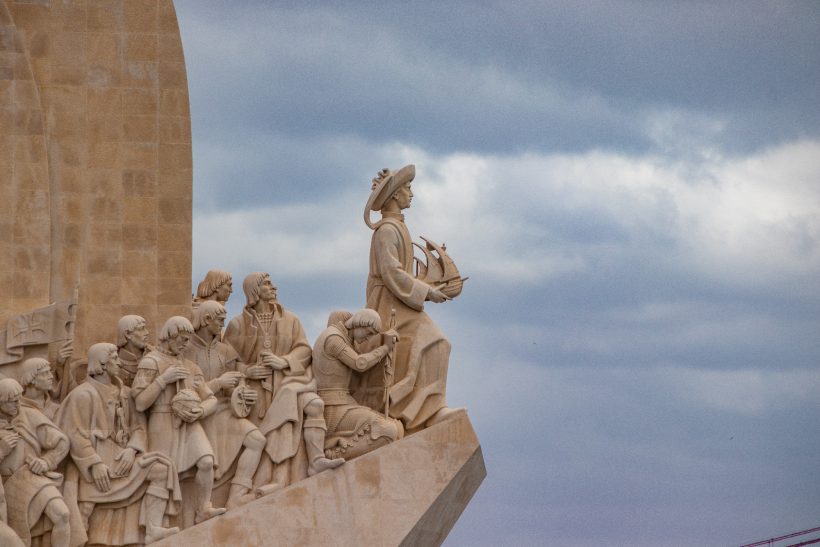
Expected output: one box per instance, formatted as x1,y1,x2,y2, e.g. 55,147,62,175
174,2,820,545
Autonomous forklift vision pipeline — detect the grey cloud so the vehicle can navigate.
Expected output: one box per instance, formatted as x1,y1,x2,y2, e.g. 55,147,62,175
177,1,820,157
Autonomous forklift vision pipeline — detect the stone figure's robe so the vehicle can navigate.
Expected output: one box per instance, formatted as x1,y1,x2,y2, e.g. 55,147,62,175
360,212,451,430
224,305,320,465
55,376,181,546
182,335,259,480
131,349,216,475
314,324,399,460
0,406,69,546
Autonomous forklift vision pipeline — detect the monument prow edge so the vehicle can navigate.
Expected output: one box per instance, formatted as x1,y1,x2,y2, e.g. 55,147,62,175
153,411,486,547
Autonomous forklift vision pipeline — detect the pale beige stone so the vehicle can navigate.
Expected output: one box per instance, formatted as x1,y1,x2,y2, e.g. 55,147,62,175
153,411,486,547
1,0,192,358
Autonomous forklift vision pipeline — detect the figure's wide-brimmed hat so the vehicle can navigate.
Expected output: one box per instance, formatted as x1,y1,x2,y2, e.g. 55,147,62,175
363,164,415,228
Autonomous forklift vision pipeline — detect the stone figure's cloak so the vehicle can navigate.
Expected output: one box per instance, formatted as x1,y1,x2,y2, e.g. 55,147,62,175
183,334,259,478
132,350,216,474
361,213,450,430
55,377,181,546
224,306,318,464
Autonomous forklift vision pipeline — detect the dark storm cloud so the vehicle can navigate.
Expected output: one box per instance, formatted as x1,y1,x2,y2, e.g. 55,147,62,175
179,0,820,164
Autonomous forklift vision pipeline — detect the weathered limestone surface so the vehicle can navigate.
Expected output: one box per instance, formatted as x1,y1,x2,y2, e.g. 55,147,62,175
0,0,193,354
154,411,486,547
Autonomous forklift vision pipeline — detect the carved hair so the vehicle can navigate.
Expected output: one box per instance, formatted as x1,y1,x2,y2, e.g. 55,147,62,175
0,378,23,402
159,316,194,341
117,315,146,348
243,272,270,307
87,342,118,376
196,269,232,299
344,309,382,331
327,310,353,327
20,358,50,388
193,300,226,330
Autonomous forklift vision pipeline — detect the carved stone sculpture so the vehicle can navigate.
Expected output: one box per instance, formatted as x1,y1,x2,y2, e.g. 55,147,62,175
193,270,234,307
182,301,269,509
359,165,465,432
116,316,152,388
131,317,226,526
55,343,181,545
314,309,403,460
223,273,343,490
20,358,60,421
0,378,71,547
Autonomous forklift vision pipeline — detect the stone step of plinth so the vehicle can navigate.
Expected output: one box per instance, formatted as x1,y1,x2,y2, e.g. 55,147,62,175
154,411,486,547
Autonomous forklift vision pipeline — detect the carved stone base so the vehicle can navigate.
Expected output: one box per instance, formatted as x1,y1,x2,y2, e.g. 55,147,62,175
153,411,486,546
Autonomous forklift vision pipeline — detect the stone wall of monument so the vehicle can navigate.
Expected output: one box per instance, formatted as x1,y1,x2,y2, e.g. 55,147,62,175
0,0,192,352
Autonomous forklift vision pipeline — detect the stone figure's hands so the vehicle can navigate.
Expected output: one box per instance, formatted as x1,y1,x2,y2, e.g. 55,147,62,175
28,457,50,475
383,329,399,349
92,462,111,492
240,387,258,405
113,447,137,476
0,430,19,458
244,365,270,380
260,351,289,371
179,404,204,423
426,287,449,303
56,339,74,366
159,365,189,385
218,371,243,390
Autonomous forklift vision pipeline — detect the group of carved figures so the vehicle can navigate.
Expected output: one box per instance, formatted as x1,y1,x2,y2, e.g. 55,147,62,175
0,165,466,546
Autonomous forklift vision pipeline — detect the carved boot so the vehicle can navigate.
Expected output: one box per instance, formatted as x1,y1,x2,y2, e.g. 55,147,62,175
226,479,255,510
195,504,227,524
143,494,179,544
304,426,344,476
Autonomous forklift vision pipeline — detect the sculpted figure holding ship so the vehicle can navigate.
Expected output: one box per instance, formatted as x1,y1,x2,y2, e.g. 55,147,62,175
359,165,466,432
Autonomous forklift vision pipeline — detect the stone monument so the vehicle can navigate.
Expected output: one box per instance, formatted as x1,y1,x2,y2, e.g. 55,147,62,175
0,2,484,545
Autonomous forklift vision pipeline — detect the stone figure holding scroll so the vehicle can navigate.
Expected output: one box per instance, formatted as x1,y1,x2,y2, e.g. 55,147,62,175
314,309,403,460
182,301,269,509
360,165,465,432
224,273,343,490
0,378,71,547
56,343,181,545
131,317,226,525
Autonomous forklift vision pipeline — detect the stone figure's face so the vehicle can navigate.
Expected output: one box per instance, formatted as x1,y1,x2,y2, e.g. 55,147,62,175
394,183,413,210
0,396,20,417
32,366,54,391
208,312,226,336
216,279,233,302
259,277,277,302
103,348,122,379
166,332,190,355
127,322,149,350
